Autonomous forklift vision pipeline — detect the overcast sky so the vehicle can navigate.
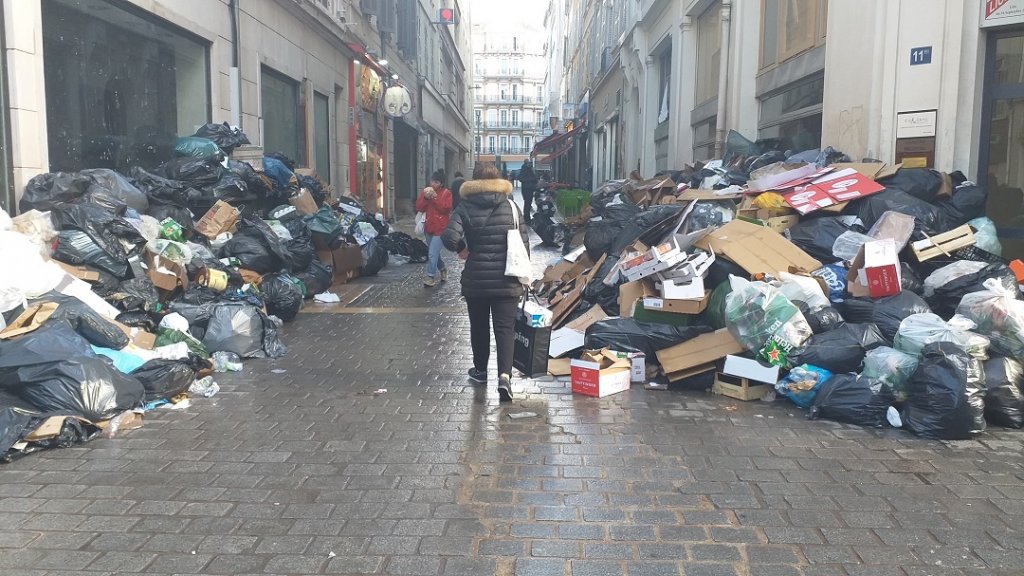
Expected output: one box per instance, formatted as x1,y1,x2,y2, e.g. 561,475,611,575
470,0,548,29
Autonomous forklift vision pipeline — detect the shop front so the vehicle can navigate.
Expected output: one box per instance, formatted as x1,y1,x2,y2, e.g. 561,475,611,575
354,62,386,216
979,3,1024,259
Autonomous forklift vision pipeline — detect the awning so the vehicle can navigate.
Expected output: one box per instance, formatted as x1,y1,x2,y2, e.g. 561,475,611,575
540,144,574,164
533,124,584,155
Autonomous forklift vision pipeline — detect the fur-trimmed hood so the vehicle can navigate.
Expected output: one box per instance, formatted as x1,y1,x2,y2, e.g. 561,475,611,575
458,178,514,197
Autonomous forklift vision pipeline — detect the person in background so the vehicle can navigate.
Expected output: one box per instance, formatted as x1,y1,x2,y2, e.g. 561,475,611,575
415,170,452,287
442,162,529,402
518,162,539,224
450,171,466,209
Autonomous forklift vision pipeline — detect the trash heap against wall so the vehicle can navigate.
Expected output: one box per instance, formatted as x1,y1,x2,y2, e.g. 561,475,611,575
535,132,1024,440
0,123,416,461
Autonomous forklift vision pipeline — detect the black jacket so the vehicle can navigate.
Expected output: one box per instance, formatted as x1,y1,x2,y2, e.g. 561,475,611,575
519,166,538,191
442,178,529,300
450,176,466,208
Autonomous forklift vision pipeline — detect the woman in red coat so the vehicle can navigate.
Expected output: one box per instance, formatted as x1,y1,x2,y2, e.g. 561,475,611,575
415,170,453,287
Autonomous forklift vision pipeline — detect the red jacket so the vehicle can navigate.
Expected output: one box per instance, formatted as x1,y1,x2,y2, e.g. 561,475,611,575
415,186,453,236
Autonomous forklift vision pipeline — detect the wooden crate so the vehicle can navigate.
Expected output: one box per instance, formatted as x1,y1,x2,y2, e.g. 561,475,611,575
713,372,771,401
911,225,975,262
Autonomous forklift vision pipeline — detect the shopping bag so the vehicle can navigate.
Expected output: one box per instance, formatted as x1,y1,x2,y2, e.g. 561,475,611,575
414,211,426,236
505,198,531,285
513,294,551,377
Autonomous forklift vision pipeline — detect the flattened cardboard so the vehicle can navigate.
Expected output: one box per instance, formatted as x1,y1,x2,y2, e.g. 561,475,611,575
0,302,60,339
564,306,608,332
547,357,572,376
677,188,744,202
830,162,888,179
25,416,88,441
656,329,745,381
549,328,585,358
695,220,821,276
114,321,157,350
55,261,101,281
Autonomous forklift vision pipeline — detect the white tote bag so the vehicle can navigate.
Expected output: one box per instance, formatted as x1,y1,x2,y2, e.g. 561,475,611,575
414,211,426,236
504,198,531,286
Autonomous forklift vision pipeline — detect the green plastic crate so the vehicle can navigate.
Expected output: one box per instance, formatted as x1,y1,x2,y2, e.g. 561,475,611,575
556,188,590,217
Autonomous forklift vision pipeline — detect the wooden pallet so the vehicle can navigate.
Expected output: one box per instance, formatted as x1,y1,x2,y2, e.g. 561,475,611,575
713,372,772,401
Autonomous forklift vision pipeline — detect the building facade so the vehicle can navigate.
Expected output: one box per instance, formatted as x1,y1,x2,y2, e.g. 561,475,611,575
0,0,472,218
471,26,546,174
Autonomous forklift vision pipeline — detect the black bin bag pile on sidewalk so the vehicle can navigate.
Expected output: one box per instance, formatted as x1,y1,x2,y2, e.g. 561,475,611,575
532,131,1024,438
0,123,398,462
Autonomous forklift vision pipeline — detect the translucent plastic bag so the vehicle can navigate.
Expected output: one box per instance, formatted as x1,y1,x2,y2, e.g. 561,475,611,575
956,279,1024,359
983,357,1023,428
894,313,990,359
775,364,833,409
725,276,813,367
10,210,58,255
923,261,987,298
862,346,919,401
968,217,1002,256
777,272,831,312
832,231,876,262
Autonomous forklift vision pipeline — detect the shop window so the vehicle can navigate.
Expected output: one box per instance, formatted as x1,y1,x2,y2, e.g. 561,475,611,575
995,35,1024,84
41,0,209,172
695,3,721,106
261,66,306,165
758,75,824,151
313,91,330,183
760,0,828,70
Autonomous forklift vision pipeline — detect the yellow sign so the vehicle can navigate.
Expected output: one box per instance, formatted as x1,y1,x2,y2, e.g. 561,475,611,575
565,121,574,132
901,156,928,168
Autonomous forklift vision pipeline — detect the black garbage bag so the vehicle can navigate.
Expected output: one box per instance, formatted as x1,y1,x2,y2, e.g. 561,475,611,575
130,357,201,402
786,217,855,262
925,262,1020,319
266,151,297,171
146,203,195,237
902,342,986,440
983,357,1024,428
532,213,569,246
298,174,329,206
610,204,686,256
30,292,130,350
852,189,943,235
156,157,224,189
85,269,122,298
260,273,303,322
285,237,315,273
0,324,144,421
584,318,710,363
377,232,428,263
52,230,131,279
228,159,272,200
589,180,627,213
876,168,945,203
304,207,346,249
115,311,156,333
901,262,924,295
809,374,894,427
208,172,254,205
79,168,149,213
194,122,251,154
839,291,932,343
20,172,92,212
106,276,160,313
359,239,389,276
221,218,293,274
790,323,887,373
202,303,286,359
581,257,622,316
936,183,988,231
128,166,190,206
0,406,38,456
296,259,333,297
50,203,147,266
796,302,845,334
584,218,627,260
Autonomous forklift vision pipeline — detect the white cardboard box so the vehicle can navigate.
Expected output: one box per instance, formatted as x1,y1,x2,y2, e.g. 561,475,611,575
571,350,633,397
722,355,780,385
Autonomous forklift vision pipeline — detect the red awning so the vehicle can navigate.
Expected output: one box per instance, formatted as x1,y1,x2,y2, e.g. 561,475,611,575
532,124,584,155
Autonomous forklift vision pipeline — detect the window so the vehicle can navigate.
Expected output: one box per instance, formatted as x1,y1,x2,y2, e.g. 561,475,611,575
761,0,828,69
475,109,482,124
524,136,532,150
500,110,508,125
512,110,519,126
261,66,306,165
501,58,509,74
537,85,544,99
693,116,717,161
487,109,497,123
511,136,520,151
758,75,824,151
42,0,209,172
488,136,496,152
658,48,671,123
500,136,508,152
695,3,721,106
500,84,508,100
313,91,330,182
512,84,519,100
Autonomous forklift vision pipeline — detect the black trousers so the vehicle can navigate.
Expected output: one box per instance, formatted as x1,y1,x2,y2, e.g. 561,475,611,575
466,297,519,377
521,187,535,223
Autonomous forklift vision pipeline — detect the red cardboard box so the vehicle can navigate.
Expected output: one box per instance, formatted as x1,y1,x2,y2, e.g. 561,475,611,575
848,239,902,298
570,349,632,397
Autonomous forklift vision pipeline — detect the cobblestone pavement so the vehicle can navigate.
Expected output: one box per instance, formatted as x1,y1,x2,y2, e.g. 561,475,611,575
1,197,1023,575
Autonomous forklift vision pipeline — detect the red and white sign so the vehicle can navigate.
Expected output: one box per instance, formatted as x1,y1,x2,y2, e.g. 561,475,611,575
782,168,885,214
784,184,836,215
982,0,1024,27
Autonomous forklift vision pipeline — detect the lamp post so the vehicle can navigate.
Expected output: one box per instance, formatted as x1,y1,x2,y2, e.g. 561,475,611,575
473,84,482,165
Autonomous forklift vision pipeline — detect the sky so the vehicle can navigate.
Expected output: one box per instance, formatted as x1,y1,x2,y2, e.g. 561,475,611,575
470,0,548,29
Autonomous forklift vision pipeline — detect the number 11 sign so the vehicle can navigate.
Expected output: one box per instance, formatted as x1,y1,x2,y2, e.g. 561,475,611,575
783,168,885,215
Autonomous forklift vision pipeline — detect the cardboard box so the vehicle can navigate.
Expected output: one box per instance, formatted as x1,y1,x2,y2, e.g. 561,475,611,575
656,329,745,382
145,252,189,293
114,321,156,350
289,188,318,215
642,291,711,315
911,225,976,262
331,244,363,284
723,355,780,384
657,276,706,301
627,352,646,383
847,239,902,298
696,220,821,276
570,349,633,397
194,200,239,240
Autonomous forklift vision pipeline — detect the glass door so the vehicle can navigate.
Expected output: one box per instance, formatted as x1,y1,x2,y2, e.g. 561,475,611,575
981,31,1024,259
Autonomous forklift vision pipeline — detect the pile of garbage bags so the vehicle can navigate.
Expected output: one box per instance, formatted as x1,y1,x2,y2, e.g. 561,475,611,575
534,132,1023,441
1,123,400,461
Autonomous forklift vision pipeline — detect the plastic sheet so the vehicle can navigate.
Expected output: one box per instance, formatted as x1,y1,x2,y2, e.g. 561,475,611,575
584,319,709,363
790,323,886,373
725,277,812,367
10,210,59,256
901,342,986,440
809,374,895,428
0,232,66,311
777,272,831,312
832,231,877,262
839,291,932,343
776,364,833,409
983,357,1023,428
894,312,990,360
862,346,919,401
956,279,1024,359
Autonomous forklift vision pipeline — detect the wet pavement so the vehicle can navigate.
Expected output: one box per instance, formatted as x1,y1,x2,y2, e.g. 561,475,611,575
0,194,1023,575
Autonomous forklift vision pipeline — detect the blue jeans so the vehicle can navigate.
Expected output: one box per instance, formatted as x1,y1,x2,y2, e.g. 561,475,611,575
424,233,447,278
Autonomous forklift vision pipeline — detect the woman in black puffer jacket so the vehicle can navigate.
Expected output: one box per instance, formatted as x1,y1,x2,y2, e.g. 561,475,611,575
443,163,530,401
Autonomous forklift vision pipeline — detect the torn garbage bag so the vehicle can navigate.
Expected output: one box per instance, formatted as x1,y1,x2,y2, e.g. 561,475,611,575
861,346,919,402
808,374,895,428
202,304,286,359
725,277,812,367
894,313,991,359
776,364,833,409
956,278,1024,359
584,319,709,363
839,291,932,343
901,342,986,440
790,323,886,373
983,357,1023,428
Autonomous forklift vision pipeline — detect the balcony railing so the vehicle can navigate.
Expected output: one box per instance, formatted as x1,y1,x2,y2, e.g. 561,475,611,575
475,147,534,155
474,95,544,104
477,121,547,129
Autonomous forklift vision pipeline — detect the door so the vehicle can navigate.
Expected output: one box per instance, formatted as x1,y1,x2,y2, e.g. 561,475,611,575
980,30,1024,259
